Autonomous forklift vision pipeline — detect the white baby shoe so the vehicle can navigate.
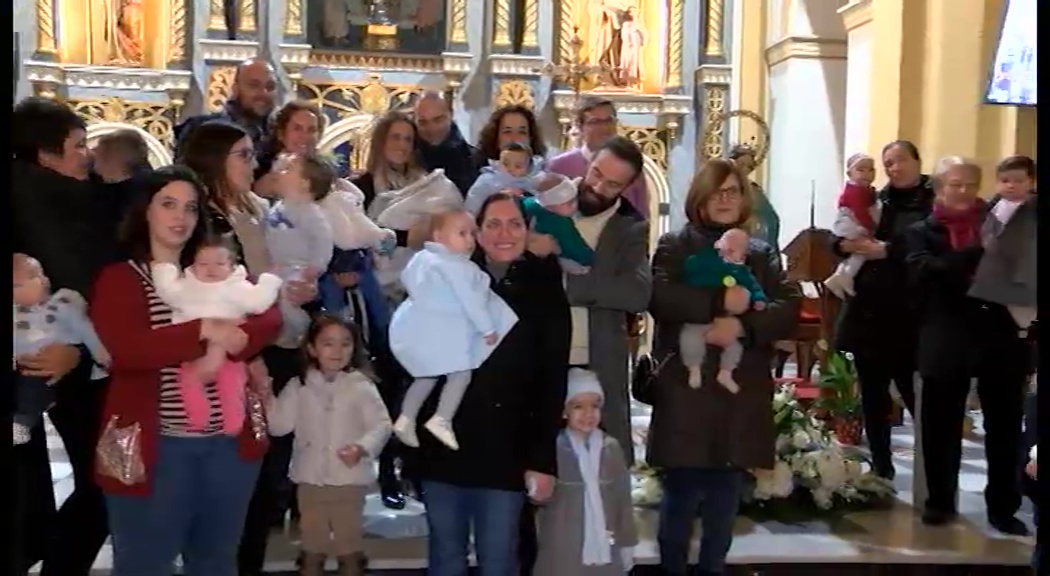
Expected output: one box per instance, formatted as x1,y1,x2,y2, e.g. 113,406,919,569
424,415,459,451
393,415,420,448
823,272,855,299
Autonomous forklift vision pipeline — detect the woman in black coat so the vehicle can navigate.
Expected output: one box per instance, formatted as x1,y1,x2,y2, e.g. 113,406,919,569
903,157,1029,534
832,140,933,480
409,192,571,576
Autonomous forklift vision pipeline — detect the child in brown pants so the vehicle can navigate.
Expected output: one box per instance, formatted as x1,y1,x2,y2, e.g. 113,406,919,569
265,316,393,575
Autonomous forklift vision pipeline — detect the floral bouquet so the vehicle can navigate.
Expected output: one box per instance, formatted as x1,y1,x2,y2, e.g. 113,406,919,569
632,383,896,520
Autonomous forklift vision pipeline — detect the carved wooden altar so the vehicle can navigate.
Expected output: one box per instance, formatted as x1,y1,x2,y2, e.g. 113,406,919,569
781,226,842,382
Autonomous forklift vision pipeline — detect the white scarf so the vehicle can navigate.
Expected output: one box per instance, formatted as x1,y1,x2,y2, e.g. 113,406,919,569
566,429,611,566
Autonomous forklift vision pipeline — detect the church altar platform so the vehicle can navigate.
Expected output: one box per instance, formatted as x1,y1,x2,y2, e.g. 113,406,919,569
40,405,1034,575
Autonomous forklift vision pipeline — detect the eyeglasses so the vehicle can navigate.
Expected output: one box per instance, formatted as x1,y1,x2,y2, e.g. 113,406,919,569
228,148,255,161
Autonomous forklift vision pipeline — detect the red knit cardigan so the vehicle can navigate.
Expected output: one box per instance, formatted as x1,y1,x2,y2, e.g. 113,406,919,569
89,262,282,497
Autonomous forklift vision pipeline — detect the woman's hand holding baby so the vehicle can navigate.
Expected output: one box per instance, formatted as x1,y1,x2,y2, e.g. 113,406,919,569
705,317,744,347
484,332,498,346
200,319,249,355
338,444,364,467
527,233,560,257
724,286,752,315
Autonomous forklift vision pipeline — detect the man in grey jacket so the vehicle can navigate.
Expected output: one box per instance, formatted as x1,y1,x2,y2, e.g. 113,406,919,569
531,136,652,466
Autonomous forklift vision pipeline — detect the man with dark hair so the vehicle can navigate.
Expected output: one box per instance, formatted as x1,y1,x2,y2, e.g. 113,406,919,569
174,57,278,158
412,91,480,196
533,135,650,466
12,96,123,576
547,96,650,218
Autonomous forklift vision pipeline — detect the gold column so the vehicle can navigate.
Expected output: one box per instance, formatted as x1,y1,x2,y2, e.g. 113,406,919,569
285,0,304,36
448,0,468,45
522,0,539,50
208,0,226,31
168,0,189,64
34,0,58,58
664,0,685,89
704,0,724,58
239,0,256,33
492,0,513,51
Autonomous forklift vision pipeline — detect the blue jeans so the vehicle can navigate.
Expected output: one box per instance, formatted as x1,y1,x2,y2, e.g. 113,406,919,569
658,467,744,575
107,435,261,576
422,480,525,576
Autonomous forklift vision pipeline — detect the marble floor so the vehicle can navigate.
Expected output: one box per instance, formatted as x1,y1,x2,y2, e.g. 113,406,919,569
38,402,1035,574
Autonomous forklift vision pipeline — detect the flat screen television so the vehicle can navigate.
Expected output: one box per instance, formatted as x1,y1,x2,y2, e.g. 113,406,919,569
984,0,1037,106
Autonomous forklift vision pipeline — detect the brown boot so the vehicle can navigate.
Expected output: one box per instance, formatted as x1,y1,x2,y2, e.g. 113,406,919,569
300,552,326,576
336,552,367,576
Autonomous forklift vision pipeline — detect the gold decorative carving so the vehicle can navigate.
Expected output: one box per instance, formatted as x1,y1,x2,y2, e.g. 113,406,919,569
666,0,684,88
35,0,57,56
700,85,727,160
299,76,421,119
522,0,539,48
207,66,236,112
707,108,771,166
619,126,668,170
493,0,512,47
309,52,443,73
168,0,188,63
68,97,179,148
285,0,303,36
495,81,535,109
239,0,256,33
209,0,225,30
704,0,724,58
449,0,468,45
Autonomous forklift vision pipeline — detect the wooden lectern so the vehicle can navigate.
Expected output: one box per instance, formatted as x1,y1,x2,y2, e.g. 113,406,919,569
778,189,841,382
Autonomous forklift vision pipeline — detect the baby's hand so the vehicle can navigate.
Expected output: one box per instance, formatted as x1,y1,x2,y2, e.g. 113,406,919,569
1026,459,1037,480
484,332,499,346
338,444,363,467
752,301,767,311
95,349,112,368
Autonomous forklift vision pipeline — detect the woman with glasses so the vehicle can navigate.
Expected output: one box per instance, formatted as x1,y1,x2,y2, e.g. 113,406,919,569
647,158,801,576
903,157,1029,534
178,121,321,575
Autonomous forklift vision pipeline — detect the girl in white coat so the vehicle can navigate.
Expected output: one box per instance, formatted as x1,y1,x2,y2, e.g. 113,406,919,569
264,315,392,576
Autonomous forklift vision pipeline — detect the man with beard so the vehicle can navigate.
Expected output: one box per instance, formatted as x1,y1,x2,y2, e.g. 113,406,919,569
174,57,277,171
11,97,131,576
413,91,480,196
531,136,651,466
547,95,649,218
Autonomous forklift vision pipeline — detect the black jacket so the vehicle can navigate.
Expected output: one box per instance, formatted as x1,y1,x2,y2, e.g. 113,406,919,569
408,252,571,491
173,101,270,172
903,215,1027,379
416,123,481,197
832,176,934,362
12,160,130,297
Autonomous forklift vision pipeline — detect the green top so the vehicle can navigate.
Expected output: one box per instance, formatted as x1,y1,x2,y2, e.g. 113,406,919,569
750,182,781,254
522,197,595,266
683,246,767,303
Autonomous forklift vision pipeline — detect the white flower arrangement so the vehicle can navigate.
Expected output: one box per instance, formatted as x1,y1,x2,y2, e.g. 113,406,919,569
633,383,896,516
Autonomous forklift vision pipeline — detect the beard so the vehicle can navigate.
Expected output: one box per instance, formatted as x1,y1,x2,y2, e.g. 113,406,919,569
576,182,619,216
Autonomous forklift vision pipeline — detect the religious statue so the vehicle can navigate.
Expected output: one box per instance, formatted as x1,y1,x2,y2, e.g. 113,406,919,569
618,8,645,86
313,0,445,53
106,0,145,65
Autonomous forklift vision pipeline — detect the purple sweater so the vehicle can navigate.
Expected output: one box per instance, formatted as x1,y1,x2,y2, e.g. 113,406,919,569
546,148,649,219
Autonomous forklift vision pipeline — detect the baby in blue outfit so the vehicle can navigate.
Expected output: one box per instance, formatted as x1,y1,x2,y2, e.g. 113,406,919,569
13,254,109,445
465,142,545,214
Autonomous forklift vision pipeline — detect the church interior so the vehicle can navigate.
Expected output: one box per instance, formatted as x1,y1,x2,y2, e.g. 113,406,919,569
13,0,1037,573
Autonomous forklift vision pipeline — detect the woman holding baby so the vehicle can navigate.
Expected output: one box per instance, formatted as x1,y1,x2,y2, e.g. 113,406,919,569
90,165,282,575
902,156,1029,535
647,158,801,576
178,119,320,574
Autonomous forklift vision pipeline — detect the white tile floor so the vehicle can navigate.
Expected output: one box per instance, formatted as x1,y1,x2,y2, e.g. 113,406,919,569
35,401,1035,574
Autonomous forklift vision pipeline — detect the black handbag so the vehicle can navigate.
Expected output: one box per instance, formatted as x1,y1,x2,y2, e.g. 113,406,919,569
631,351,674,406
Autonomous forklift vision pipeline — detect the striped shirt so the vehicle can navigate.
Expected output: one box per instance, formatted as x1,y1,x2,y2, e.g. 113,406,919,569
129,261,224,436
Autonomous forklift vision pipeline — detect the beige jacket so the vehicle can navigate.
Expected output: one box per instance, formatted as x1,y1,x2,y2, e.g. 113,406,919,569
267,369,392,486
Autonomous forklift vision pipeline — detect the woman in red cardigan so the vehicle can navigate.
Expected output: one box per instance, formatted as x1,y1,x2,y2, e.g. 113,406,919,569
90,165,281,576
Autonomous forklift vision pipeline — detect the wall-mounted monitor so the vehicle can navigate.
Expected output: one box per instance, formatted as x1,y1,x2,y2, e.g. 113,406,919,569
984,0,1037,106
